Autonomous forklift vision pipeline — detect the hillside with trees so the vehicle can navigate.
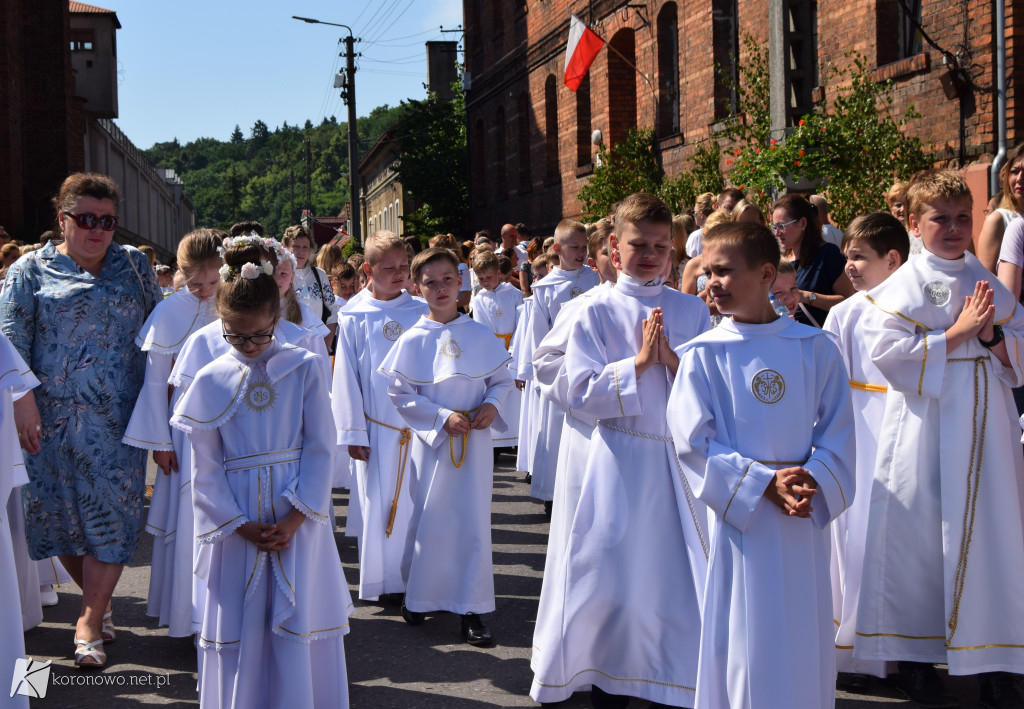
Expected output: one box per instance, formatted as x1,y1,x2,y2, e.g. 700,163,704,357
143,105,407,238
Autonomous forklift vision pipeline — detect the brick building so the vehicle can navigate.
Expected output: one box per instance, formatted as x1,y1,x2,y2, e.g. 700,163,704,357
463,0,1017,234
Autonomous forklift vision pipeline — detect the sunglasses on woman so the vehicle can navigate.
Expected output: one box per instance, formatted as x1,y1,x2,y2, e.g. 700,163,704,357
62,211,119,231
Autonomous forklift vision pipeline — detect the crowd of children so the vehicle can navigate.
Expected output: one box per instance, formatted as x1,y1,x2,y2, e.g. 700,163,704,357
7,165,1024,709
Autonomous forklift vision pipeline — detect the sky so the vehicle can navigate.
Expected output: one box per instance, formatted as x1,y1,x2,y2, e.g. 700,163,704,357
110,0,463,150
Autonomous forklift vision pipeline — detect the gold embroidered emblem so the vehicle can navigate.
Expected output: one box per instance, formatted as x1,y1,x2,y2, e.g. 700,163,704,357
923,280,951,307
570,287,584,299
440,338,462,359
382,320,403,341
751,368,785,404
494,307,504,319
245,379,277,414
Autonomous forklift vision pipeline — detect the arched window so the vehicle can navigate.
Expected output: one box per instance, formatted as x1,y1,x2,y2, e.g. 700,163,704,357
607,29,637,147
657,3,680,137
781,0,818,124
518,92,533,193
473,118,486,206
495,105,508,199
576,75,592,166
491,3,505,63
712,0,739,119
545,75,559,179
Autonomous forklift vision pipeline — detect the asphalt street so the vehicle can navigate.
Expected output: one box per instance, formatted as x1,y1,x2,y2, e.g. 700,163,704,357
18,455,983,708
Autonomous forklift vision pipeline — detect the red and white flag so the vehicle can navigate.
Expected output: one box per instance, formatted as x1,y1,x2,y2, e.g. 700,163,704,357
564,14,605,92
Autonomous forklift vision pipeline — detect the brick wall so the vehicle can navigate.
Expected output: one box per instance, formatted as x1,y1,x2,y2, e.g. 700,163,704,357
464,0,1011,234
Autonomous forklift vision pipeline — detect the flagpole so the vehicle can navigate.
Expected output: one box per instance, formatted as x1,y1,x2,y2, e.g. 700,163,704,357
567,10,655,96
604,41,654,93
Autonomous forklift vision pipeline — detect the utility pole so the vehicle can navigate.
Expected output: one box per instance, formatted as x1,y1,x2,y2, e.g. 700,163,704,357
342,34,360,245
293,16,362,245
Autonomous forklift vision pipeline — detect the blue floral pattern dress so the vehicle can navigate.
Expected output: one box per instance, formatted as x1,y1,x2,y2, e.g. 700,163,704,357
0,241,161,563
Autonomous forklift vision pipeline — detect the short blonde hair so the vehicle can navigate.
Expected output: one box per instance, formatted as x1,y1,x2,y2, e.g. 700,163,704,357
905,169,972,221
694,192,715,217
703,209,732,232
364,230,406,265
553,219,587,246
731,199,765,225
614,192,673,232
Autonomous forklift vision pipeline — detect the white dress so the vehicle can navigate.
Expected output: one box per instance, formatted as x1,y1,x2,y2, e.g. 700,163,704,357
172,339,350,709
168,318,333,643
525,266,600,501
530,277,710,706
823,293,896,678
331,292,428,600
378,314,513,614
471,282,524,446
123,289,217,635
855,249,1024,674
511,298,535,474
2,332,37,709
669,315,856,709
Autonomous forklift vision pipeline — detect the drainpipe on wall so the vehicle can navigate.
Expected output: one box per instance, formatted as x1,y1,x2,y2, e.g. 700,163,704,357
991,0,1007,196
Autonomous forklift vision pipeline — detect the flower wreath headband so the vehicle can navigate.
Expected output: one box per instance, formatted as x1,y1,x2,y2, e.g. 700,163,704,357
217,232,298,282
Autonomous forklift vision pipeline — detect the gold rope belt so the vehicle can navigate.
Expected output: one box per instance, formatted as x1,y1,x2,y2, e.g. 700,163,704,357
449,408,477,468
365,416,412,538
849,379,888,393
494,332,513,350
947,356,990,647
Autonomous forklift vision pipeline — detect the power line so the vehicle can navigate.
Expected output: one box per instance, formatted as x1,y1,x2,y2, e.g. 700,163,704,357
363,0,416,44
361,27,443,45
356,0,399,40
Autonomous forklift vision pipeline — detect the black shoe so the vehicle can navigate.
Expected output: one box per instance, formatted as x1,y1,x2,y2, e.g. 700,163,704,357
896,662,958,708
978,672,1024,709
401,603,424,626
524,472,532,483
837,672,871,692
543,500,553,517
460,612,494,647
590,686,629,709
381,592,404,606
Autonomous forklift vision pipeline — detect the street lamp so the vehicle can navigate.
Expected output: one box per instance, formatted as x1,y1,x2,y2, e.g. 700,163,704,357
292,16,362,245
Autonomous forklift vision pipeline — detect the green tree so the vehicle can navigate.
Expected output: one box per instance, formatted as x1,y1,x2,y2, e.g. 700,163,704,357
229,125,244,144
395,89,467,235
719,41,929,227
577,128,662,219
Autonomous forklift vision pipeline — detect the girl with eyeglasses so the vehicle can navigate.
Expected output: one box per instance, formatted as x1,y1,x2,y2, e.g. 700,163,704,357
772,194,855,327
170,238,351,708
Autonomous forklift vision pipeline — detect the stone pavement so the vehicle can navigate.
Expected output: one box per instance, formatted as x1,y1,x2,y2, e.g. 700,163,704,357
19,457,983,707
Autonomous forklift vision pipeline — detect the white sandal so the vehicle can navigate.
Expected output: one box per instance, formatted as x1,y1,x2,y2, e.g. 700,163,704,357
74,638,106,668
101,609,116,644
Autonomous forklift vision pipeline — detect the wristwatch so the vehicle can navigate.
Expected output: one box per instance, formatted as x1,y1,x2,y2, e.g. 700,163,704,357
979,324,1004,349
805,291,817,303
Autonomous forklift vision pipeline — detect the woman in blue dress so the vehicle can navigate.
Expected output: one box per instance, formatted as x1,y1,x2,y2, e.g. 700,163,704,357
0,173,161,668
